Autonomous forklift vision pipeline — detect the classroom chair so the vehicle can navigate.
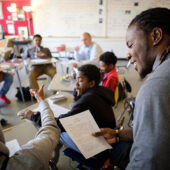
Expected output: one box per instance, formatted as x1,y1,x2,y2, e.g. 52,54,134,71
63,148,109,170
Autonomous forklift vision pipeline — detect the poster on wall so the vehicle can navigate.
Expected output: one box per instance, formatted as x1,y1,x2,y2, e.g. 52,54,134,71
18,26,28,39
7,24,15,34
0,25,4,39
0,2,3,19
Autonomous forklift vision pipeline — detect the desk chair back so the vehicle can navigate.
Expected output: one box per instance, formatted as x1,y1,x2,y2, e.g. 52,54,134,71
114,77,131,105
63,148,108,170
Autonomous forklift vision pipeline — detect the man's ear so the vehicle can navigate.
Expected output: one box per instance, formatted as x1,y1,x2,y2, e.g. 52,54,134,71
89,80,96,88
151,27,163,46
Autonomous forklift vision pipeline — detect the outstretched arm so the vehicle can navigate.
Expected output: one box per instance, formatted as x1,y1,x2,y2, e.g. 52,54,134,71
7,85,60,169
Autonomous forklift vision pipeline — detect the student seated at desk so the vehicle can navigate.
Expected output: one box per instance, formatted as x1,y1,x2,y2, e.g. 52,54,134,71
0,71,13,105
24,34,56,89
70,32,103,68
0,85,60,170
99,51,118,93
19,64,116,165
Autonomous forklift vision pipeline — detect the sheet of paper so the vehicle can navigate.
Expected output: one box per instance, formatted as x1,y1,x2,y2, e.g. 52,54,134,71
47,99,70,118
6,139,21,157
7,24,15,34
33,99,70,118
60,110,112,159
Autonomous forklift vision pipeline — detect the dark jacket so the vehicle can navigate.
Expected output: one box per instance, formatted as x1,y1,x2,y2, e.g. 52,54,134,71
58,86,116,131
31,86,116,131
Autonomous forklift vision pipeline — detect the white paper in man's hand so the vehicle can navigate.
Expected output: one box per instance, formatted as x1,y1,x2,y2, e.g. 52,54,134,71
60,110,112,159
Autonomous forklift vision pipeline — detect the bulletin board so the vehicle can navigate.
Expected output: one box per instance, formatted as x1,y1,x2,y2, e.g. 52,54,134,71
32,0,170,38
0,0,34,36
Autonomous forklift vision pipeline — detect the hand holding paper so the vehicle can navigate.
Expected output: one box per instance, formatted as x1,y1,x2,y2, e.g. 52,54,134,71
60,110,112,159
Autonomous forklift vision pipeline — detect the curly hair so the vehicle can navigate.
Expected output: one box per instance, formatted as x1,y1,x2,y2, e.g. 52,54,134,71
33,34,42,40
99,52,117,66
78,64,101,86
129,8,170,35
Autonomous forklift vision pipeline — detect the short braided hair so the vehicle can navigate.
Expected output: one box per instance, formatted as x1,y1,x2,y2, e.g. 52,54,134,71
129,8,170,35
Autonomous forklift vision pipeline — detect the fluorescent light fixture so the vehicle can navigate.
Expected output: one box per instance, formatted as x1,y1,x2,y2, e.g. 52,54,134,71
23,6,32,12
7,3,16,13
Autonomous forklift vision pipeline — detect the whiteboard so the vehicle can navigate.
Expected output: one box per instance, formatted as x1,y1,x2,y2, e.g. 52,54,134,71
107,0,170,37
32,0,170,38
32,0,106,37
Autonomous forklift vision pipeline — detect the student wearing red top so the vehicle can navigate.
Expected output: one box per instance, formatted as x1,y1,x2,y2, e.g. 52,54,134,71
99,52,118,92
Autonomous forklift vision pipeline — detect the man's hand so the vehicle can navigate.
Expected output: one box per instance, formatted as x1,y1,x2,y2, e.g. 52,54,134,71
74,46,79,51
35,52,47,58
92,128,117,144
17,109,35,120
70,62,78,68
30,84,44,103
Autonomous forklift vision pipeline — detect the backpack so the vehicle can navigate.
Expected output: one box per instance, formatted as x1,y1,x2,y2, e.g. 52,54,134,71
15,87,32,101
118,78,132,101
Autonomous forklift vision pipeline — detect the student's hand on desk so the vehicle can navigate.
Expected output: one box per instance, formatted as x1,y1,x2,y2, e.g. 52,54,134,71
92,128,117,144
17,109,34,120
30,84,45,103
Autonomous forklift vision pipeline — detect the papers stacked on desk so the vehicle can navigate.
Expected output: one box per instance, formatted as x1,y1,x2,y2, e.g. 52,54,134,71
60,110,112,159
47,95,69,118
48,94,67,104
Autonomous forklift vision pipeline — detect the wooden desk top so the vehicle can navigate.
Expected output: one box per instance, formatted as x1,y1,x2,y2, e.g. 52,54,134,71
4,121,38,145
48,74,75,92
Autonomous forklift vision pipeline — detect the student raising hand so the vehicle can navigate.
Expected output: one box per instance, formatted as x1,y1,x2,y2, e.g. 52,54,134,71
30,84,44,103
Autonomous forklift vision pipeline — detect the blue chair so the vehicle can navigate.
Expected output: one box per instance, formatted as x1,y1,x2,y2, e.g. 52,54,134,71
63,148,109,170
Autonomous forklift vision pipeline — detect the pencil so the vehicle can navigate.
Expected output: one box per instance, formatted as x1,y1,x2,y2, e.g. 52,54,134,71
77,90,80,97
2,128,11,133
126,59,131,69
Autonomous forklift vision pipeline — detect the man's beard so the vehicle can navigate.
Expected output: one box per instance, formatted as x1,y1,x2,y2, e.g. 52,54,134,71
139,64,153,79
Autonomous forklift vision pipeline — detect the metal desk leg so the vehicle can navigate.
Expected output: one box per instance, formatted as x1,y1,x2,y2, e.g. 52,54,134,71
24,64,33,101
15,68,25,102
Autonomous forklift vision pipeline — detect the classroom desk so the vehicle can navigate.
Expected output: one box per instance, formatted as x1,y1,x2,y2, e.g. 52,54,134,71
48,74,76,92
0,60,25,102
23,58,58,99
51,50,74,60
4,121,38,145
29,58,58,66
4,92,74,145
51,50,74,74
19,92,74,112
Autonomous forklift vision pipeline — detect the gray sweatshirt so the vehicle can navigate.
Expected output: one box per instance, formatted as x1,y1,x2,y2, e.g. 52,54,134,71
126,53,170,170
0,101,60,170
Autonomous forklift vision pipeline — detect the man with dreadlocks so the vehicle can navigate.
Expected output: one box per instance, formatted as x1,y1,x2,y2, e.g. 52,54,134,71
93,7,170,170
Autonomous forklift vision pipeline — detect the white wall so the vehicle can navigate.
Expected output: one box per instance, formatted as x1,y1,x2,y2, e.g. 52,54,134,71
42,37,128,58
30,0,170,58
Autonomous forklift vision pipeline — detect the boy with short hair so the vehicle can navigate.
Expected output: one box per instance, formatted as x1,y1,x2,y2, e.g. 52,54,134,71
99,52,118,92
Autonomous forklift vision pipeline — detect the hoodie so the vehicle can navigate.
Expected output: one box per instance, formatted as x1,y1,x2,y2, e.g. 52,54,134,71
58,86,116,131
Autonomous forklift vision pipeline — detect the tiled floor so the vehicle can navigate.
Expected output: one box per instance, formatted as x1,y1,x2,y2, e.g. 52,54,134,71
0,62,144,170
